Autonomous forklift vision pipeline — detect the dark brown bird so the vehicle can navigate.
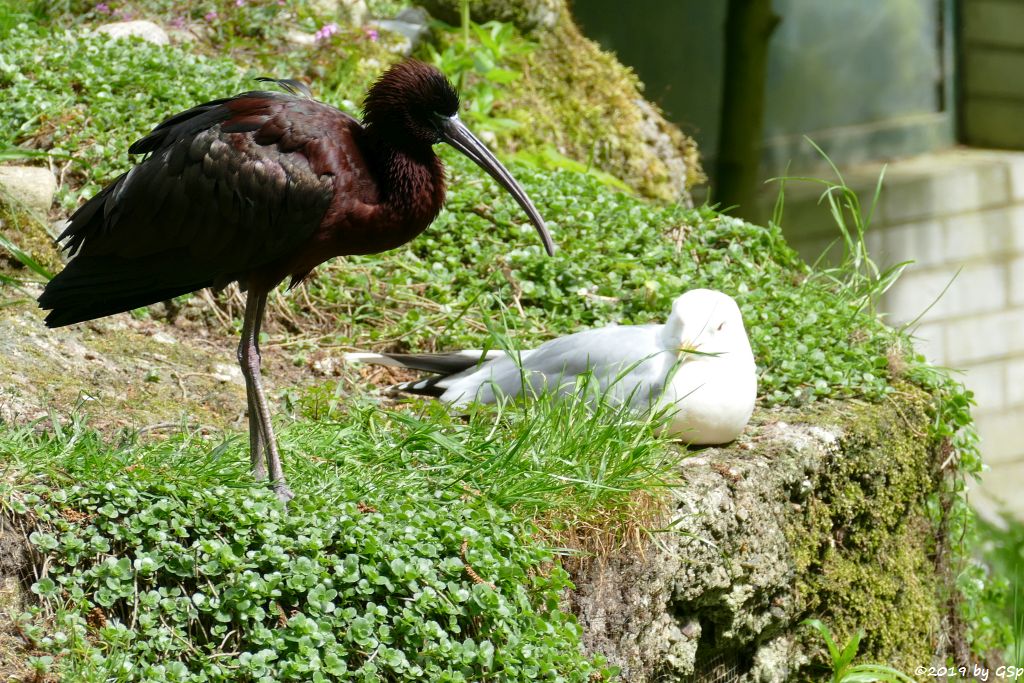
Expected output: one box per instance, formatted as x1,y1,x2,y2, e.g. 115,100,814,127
38,59,554,502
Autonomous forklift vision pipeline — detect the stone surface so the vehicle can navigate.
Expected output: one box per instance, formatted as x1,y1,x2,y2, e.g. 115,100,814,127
0,511,33,681
95,20,170,46
567,396,952,680
0,166,57,216
284,28,316,46
340,0,368,25
369,7,431,56
0,300,262,430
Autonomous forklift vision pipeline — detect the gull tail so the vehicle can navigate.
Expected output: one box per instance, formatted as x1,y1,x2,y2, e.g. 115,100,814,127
344,350,500,397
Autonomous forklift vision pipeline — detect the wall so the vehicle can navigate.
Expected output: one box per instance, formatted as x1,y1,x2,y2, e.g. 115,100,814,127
571,0,954,173
758,148,1024,517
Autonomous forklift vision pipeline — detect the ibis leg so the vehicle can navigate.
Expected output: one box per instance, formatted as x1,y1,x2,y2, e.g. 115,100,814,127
237,290,294,503
240,294,267,481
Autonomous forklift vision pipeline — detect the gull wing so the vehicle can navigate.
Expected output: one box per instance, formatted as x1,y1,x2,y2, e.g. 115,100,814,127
438,324,675,407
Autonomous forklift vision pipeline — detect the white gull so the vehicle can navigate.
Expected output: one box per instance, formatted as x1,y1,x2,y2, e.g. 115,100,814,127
346,288,757,444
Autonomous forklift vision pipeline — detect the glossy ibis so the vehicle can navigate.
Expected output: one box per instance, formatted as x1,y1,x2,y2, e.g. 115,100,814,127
38,59,554,501
347,289,757,444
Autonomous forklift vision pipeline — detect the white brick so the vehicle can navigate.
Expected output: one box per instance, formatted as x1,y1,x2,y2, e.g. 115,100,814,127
881,162,1010,224
1005,357,1024,406
789,236,840,269
876,220,944,269
1007,154,1024,202
944,207,1016,263
960,361,1006,412
906,321,946,365
996,204,1024,252
975,409,1024,465
1009,256,1024,306
882,262,1006,325
945,308,1024,364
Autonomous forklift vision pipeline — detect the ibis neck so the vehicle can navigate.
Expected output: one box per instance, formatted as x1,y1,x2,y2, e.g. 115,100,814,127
363,128,446,218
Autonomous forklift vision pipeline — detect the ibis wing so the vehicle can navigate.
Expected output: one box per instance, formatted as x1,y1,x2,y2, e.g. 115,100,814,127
57,92,370,280
40,92,375,326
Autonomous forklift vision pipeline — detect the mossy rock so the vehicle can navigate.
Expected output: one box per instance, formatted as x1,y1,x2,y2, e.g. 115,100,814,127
423,0,704,201
0,191,62,278
566,388,954,681
419,0,561,31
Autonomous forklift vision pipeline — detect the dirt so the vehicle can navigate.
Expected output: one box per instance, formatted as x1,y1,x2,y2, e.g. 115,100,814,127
0,288,328,433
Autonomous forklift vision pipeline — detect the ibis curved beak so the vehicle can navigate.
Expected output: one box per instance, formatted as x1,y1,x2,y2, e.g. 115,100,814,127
439,115,555,256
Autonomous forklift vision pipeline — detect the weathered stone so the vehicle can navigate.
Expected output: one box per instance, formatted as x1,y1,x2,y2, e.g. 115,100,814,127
0,165,57,216
0,511,34,681
95,20,170,46
340,0,369,26
419,0,559,32
566,394,953,680
370,7,431,56
285,28,317,46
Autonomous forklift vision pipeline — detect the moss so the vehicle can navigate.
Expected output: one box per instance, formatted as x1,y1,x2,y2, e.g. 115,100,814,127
500,12,704,199
0,198,62,276
785,387,943,673
427,5,704,200
419,0,561,32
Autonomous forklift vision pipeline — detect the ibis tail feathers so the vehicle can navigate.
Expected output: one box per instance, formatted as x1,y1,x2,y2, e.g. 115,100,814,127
39,253,214,328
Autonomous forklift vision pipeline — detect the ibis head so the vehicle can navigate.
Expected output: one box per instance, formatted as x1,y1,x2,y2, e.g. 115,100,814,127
363,60,554,256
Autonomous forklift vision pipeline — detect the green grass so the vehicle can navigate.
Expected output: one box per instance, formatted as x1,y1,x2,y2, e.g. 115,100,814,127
0,1,903,414
284,153,899,410
973,512,1024,666
803,619,915,683
0,23,251,210
1,383,674,680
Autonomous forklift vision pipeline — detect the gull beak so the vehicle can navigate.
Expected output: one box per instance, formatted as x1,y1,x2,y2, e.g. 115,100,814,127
439,114,556,256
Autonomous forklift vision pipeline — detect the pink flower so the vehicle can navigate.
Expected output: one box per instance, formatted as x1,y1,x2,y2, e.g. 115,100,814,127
169,16,186,28
95,2,111,13
314,22,339,42
235,0,245,6
364,28,379,41
204,10,218,21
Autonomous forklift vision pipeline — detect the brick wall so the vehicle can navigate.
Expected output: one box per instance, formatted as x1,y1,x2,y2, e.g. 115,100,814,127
763,148,1024,516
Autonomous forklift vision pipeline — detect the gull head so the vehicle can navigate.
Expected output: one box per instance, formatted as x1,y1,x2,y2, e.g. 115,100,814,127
660,289,752,358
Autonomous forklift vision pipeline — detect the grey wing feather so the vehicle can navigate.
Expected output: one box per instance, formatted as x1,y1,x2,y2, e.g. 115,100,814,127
439,325,673,407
